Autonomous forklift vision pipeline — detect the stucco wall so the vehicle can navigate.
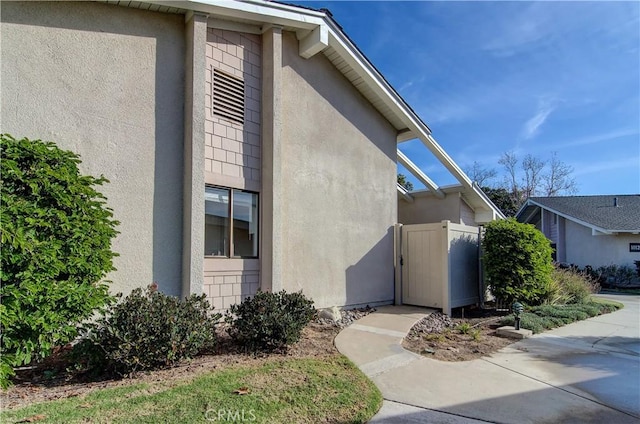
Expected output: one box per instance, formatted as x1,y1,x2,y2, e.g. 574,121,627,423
564,220,640,268
278,31,397,309
1,2,186,296
399,192,465,225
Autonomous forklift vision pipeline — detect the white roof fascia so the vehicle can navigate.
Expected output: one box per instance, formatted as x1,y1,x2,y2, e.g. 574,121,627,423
397,129,416,143
140,0,327,30
397,184,414,203
471,183,505,220
519,204,541,225
397,150,445,199
145,0,474,190
299,24,329,59
208,17,262,34
320,18,474,190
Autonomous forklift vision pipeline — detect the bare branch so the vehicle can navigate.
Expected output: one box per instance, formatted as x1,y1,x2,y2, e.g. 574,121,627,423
521,154,545,198
465,161,498,187
498,152,519,196
542,152,578,196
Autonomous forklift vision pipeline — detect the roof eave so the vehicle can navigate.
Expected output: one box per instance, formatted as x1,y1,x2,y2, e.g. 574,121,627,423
138,0,476,193
520,199,638,234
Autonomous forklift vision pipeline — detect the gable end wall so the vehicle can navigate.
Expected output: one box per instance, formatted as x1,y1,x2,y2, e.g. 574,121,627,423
278,31,397,308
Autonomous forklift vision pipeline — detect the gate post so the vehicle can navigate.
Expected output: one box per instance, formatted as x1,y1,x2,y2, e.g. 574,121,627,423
441,220,451,316
394,223,403,305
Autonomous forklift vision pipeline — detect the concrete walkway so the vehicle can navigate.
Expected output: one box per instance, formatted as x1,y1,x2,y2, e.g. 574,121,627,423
335,295,640,424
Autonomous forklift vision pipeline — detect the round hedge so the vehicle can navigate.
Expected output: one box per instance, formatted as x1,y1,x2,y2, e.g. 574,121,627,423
482,218,553,306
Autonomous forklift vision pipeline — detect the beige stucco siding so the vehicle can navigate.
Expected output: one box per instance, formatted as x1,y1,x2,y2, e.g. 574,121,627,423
279,31,397,308
399,192,467,225
564,220,640,268
1,2,186,296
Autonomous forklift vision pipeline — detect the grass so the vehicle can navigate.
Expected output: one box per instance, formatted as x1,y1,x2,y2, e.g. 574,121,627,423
500,297,624,334
1,356,382,424
456,322,472,334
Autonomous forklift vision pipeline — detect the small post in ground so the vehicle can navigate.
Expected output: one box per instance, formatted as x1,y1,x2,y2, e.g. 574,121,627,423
512,302,523,331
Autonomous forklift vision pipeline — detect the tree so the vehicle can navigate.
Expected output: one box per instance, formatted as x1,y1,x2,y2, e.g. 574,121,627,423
543,152,578,197
0,134,119,387
466,161,497,187
482,218,554,306
481,187,519,217
397,173,413,191
475,151,578,216
521,154,545,199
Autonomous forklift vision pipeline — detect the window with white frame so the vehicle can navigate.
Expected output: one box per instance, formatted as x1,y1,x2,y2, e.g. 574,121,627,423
205,186,258,258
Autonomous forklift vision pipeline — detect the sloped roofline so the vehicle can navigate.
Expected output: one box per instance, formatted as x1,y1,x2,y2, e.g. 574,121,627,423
135,0,498,218
516,198,637,234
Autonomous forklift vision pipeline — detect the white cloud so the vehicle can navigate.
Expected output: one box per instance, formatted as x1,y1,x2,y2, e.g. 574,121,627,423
555,128,639,149
573,156,640,177
520,100,556,140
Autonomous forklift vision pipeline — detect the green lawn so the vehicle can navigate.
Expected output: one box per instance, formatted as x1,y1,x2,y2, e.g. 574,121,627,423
1,356,382,424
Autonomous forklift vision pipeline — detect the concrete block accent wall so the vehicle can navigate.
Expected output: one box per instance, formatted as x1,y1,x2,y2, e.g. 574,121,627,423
204,28,261,189
203,27,261,309
460,199,477,227
203,261,259,311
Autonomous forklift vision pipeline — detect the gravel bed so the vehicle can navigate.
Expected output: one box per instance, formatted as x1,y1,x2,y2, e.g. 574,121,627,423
405,312,454,341
314,306,376,328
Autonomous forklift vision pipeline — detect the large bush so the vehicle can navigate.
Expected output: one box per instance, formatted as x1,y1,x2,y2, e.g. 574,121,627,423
74,284,221,376
226,290,315,352
594,264,637,287
482,218,553,306
543,266,599,305
0,134,119,387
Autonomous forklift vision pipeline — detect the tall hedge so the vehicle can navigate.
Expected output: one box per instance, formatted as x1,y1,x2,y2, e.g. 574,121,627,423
0,134,119,387
482,218,553,306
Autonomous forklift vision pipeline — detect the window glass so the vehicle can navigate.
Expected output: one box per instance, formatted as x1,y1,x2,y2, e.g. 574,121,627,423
205,187,229,256
233,191,258,258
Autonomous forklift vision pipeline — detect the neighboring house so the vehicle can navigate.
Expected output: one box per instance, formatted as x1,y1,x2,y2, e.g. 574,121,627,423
517,195,640,268
2,0,499,311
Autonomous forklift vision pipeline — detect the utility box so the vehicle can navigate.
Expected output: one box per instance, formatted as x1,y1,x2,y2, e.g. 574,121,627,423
400,220,480,316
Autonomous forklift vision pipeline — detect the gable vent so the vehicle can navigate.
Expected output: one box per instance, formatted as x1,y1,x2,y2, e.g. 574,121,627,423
212,69,245,124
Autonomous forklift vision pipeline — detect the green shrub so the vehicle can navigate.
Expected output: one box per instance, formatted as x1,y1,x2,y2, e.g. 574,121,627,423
74,284,221,376
226,290,315,352
596,264,637,286
0,134,119,388
544,267,599,305
482,218,554,306
456,322,472,334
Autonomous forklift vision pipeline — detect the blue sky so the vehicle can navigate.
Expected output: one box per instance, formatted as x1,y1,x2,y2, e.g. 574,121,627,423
292,1,640,195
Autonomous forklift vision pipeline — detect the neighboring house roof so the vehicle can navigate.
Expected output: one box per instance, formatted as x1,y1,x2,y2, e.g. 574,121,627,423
517,195,640,234
102,0,500,222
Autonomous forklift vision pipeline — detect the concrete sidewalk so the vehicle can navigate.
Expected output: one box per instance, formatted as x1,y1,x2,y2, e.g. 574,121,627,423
335,295,640,424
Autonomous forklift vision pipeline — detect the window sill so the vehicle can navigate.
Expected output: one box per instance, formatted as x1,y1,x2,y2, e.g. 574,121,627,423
204,257,259,272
